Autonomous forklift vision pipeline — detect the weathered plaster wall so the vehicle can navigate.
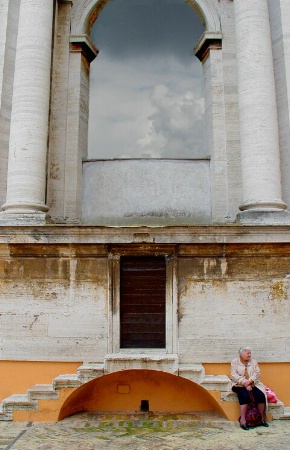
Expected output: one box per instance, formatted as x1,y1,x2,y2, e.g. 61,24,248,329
0,245,109,362
1,239,290,365
82,160,211,225
178,244,290,363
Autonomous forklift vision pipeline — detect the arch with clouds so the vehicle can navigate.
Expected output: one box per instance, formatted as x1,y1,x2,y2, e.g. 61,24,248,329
87,0,207,159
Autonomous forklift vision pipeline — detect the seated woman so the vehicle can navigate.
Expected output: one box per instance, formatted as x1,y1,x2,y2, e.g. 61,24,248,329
231,347,269,430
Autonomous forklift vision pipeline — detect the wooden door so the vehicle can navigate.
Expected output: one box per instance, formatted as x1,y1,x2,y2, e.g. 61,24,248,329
120,256,166,348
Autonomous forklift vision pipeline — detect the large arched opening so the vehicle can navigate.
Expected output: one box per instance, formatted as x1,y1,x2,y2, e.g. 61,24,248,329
47,0,223,224
58,369,227,420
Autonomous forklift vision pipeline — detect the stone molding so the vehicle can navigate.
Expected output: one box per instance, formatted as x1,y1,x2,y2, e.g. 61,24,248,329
1,225,290,244
71,0,221,35
195,31,222,62
70,34,98,62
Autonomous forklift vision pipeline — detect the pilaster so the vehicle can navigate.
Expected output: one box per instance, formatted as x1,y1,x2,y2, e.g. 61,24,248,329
196,32,230,224
63,34,98,223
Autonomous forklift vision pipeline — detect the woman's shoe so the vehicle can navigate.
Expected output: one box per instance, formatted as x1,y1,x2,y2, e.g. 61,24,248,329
239,418,249,430
261,420,269,427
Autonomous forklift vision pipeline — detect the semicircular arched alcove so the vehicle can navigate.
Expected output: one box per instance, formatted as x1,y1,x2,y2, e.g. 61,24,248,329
58,369,227,421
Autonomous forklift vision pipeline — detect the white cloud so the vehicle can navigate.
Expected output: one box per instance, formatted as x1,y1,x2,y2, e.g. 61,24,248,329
87,0,206,160
88,55,205,159
137,84,205,158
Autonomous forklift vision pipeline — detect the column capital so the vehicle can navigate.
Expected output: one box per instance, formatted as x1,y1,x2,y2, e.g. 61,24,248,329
70,34,98,63
195,31,222,63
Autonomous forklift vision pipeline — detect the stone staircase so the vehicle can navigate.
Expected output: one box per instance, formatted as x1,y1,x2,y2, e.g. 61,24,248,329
0,363,103,422
0,362,287,422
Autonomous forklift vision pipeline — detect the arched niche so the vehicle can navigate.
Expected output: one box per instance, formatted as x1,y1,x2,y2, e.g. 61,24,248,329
58,369,227,420
47,0,225,225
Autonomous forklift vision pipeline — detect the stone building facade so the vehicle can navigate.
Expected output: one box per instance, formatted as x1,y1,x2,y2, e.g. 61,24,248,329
0,0,290,421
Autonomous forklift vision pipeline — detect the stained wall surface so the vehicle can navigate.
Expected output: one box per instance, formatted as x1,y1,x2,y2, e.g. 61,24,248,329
1,241,290,364
82,160,211,225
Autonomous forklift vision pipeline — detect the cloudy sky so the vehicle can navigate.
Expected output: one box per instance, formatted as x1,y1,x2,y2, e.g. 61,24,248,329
88,0,205,159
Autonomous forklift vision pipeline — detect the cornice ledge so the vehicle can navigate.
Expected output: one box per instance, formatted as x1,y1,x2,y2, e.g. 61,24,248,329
70,34,98,62
195,31,222,62
0,225,290,245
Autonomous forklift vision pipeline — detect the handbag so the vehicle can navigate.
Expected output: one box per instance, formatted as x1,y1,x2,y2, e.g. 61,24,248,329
265,386,278,403
245,391,263,427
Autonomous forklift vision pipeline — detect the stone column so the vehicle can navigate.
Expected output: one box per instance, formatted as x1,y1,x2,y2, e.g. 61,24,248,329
0,0,21,209
268,0,290,215
234,0,290,224
0,0,54,224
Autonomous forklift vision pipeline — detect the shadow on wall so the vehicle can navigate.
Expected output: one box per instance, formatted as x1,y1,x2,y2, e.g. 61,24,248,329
58,369,225,420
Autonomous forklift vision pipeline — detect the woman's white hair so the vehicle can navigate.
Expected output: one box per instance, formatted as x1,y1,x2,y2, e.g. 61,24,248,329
239,347,251,355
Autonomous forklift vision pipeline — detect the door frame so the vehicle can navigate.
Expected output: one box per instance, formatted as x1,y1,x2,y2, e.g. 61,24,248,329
108,246,178,355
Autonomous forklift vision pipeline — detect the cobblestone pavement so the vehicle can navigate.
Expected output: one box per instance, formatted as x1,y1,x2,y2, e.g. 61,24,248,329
0,413,290,450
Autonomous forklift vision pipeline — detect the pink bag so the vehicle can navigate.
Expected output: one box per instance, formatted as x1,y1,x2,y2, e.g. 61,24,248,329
265,386,278,403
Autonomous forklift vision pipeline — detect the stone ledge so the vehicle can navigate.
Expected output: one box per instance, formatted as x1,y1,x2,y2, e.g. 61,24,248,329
104,354,179,374
2,225,290,245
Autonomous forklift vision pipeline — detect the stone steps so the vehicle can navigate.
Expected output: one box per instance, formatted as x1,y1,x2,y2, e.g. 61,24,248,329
0,405,12,421
0,364,105,421
278,406,290,419
2,394,37,413
27,384,59,401
52,374,82,390
268,400,285,419
77,363,104,383
201,375,231,392
178,364,205,383
0,363,288,422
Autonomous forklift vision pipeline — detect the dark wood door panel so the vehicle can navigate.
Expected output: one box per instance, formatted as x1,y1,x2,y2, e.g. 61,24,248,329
120,256,166,348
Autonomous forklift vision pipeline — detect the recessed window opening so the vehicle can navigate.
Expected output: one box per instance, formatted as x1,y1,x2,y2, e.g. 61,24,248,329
120,256,166,349
89,0,205,159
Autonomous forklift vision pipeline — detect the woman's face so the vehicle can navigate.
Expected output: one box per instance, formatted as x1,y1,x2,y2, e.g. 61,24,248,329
241,349,251,361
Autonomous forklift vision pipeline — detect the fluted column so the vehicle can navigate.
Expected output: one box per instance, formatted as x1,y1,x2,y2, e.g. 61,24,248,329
0,0,54,224
234,0,290,224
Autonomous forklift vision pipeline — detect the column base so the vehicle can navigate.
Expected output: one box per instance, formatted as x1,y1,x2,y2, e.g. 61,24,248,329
236,210,290,225
0,211,53,226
